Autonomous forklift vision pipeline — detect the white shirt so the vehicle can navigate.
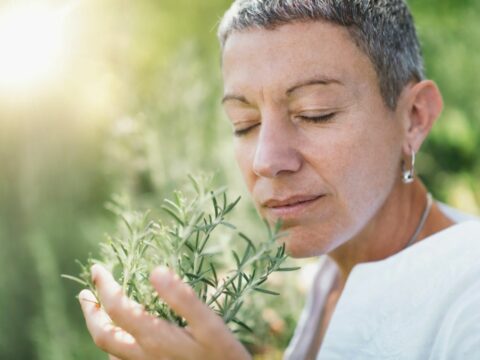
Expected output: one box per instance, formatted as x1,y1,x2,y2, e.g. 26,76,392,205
285,205,480,360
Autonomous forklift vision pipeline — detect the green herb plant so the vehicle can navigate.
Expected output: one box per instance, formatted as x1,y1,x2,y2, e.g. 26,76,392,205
64,175,299,341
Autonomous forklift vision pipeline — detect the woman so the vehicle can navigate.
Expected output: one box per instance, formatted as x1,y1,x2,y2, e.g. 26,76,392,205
80,1,480,359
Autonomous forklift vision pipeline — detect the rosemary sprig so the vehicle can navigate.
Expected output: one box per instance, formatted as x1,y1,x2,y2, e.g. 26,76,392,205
63,175,299,337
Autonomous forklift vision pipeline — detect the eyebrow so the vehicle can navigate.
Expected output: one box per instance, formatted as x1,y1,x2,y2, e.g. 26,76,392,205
286,76,343,96
221,94,249,105
221,76,343,105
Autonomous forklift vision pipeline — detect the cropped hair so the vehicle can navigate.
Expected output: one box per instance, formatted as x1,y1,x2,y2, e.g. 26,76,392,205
218,0,425,109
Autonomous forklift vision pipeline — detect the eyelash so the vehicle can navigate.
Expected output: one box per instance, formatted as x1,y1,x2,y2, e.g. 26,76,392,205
233,113,336,137
296,113,336,123
234,124,259,137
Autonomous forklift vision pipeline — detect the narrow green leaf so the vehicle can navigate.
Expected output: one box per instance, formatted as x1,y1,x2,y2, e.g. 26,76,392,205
232,318,253,333
163,198,183,214
194,231,200,250
232,251,241,268
110,242,124,266
119,214,134,235
188,174,201,194
220,221,236,230
254,287,280,296
199,233,211,253
209,263,218,285
61,274,88,286
255,276,268,286
222,192,227,212
240,244,252,266
239,232,256,252
173,191,182,206
276,266,301,272
211,191,219,218
161,206,185,226
199,277,216,288
225,196,241,214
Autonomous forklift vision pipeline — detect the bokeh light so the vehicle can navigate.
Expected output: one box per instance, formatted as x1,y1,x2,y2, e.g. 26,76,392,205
0,1,478,359
0,3,72,94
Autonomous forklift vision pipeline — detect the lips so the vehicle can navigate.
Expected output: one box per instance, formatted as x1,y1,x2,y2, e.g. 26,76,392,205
262,194,323,209
261,194,324,220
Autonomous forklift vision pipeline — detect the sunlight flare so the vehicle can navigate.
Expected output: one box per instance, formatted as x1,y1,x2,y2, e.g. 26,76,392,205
0,3,72,93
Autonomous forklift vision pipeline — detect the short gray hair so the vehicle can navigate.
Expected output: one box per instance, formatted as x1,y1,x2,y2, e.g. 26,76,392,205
218,0,425,109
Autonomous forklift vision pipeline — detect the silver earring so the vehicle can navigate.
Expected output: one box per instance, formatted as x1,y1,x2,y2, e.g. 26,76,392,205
402,148,415,184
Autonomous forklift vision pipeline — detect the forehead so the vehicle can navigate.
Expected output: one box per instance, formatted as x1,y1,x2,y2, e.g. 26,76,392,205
222,21,378,98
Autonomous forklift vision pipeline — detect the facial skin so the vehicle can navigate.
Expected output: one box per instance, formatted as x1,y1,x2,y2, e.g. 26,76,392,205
78,20,452,360
221,21,445,262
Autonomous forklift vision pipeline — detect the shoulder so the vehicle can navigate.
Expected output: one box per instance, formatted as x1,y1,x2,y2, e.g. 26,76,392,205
430,277,480,358
318,221,480,358
284,256,338,360
438,202,480,223
385,220,480,357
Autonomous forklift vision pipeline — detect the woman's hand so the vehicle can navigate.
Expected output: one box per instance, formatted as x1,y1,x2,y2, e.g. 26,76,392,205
79,264,252,360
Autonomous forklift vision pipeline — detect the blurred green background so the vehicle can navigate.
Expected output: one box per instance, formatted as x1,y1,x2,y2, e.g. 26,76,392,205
0,0,478,359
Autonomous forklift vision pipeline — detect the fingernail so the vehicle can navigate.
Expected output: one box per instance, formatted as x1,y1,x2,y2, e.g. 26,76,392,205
78,289,96,304
78,289,89,303
153,266,172,287
91,264,101,284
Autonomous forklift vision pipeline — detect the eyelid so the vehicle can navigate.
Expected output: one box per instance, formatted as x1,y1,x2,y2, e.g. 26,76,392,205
232,110,337,136
233,123,260,137
296,112,336,122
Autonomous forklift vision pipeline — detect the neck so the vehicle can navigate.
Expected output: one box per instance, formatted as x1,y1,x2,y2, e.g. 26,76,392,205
328,178,454,288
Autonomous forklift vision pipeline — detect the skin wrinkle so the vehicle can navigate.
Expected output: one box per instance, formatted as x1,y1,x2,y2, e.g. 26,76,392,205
218,1,425,109
222,20,452,286
286,78,344,96
79,5,455,359
223,76,347,112
223,24,371,109
221,21,453,355
224,21,397,257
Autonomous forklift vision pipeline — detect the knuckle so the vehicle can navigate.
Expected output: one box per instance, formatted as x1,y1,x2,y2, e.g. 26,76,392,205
92,331,110,351
105,301,122,320
139,335,163,354
103,293,125,319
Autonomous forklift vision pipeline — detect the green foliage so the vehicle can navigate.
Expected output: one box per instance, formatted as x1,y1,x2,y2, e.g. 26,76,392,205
0,1,478,359
65,176,298,344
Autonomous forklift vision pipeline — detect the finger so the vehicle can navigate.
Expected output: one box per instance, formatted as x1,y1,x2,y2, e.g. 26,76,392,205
91,264,157,339
92,264,197,356
150,266,228,343
79,289,144,360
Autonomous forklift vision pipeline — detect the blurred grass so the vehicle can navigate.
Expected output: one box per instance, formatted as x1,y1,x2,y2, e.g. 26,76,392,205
0,0,478,359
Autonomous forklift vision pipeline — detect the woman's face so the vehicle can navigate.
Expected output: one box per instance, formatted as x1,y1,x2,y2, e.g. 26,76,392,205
221,21,406,258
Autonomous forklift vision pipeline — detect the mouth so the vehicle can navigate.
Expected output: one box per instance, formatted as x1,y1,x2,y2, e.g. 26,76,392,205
262,194,325,219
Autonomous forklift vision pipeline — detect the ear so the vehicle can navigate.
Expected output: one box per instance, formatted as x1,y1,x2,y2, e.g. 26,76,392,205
399,80,443,155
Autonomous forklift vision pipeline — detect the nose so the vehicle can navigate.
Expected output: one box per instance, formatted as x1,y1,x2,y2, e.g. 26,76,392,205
252,115,302,178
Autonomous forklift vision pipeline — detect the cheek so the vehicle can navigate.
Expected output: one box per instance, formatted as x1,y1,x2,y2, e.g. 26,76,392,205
333,123,402,231
316,113,399,190
233,139,256,191
340,139,398,221
301,118,402,248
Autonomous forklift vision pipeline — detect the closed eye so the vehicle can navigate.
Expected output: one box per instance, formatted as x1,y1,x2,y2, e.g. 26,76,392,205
297,113,336,123
234,123,260,137
234,113,335,136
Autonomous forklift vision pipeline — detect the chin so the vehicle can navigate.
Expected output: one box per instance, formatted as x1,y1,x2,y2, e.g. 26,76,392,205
280,227,332,259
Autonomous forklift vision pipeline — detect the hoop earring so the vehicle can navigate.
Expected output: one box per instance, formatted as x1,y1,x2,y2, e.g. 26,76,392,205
402,148,415,184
